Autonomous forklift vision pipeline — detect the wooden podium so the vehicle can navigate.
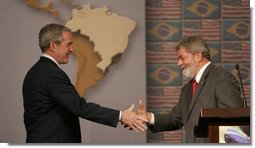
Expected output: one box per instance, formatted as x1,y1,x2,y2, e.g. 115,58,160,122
195,108,250,143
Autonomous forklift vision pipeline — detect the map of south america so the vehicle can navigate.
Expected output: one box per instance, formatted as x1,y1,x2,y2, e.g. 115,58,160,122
26,0,136,96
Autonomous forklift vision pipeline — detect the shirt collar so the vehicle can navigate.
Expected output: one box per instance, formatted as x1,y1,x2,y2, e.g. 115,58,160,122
195,61,211,83
41,54,60,68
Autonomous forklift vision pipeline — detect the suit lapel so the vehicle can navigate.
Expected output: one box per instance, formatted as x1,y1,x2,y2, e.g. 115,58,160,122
183,81,192,122
186,63,215,121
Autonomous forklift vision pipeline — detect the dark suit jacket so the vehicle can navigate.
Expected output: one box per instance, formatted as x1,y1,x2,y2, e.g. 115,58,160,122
22,57,120,143
150,63,244,143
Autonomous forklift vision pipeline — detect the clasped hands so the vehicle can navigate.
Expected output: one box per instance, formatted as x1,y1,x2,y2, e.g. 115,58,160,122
120,100,150,133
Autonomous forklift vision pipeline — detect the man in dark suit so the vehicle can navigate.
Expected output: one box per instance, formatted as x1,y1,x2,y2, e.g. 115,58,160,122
137,36,244,143
22,23,147,143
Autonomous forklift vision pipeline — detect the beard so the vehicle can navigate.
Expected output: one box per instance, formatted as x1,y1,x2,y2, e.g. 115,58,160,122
182,58,196,79
182,65,195,79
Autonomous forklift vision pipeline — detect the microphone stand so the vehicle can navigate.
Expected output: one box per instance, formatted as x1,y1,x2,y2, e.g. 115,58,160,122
235,64,247,108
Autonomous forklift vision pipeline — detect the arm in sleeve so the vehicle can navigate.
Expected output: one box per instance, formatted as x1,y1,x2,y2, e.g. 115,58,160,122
149,90,184,132
47,70,120,127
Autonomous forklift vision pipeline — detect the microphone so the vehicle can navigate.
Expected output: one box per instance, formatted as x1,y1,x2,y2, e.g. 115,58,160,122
235,64,247,108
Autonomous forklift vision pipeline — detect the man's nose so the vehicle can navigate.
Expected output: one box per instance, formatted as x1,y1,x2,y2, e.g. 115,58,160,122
69,46,74,52
177,59,182,67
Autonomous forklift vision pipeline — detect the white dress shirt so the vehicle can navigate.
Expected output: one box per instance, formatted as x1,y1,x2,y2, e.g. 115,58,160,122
41,54,60,68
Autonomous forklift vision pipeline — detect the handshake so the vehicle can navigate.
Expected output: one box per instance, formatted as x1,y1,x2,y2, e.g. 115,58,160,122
120,100,151,133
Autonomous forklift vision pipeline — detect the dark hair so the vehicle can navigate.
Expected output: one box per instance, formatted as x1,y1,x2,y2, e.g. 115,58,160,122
39,23,71,52
175,36,211,60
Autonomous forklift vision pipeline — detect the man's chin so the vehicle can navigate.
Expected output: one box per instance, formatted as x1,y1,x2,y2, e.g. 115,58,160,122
60,61,68,64
182,72,195,79
183,75,193,79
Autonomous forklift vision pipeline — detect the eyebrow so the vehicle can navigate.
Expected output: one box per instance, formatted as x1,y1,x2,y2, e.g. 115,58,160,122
178,55,184,60
68,41,73,45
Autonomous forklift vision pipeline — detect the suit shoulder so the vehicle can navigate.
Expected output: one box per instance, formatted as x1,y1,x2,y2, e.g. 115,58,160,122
24,60,61,81
209,65,228,75
210,65,236,80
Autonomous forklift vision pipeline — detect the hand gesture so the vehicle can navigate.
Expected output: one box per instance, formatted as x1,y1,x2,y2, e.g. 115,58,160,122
137,100,151,123
121,104,148,133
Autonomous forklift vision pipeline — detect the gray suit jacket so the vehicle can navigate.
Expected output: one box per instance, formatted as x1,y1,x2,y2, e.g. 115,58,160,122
150,63,244,143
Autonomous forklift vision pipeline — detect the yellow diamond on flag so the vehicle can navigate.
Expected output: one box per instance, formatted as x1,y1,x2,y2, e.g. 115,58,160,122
210,47,218,57
149,66,179,84
149,23,178,40
231,65,250,84
187,0,217,17
227,21,250,39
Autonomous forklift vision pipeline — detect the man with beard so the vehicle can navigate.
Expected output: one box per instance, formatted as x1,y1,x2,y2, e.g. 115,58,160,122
137,36,244,143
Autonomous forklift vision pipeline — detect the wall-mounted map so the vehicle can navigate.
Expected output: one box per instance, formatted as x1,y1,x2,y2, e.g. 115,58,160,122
26,0,136,96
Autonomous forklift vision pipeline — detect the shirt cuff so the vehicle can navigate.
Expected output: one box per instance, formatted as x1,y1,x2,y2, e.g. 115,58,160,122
149,112,155,125
119,111,122,121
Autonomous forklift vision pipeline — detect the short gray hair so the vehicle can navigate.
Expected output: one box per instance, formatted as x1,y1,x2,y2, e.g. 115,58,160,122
175,36,211,60
39,23,71,52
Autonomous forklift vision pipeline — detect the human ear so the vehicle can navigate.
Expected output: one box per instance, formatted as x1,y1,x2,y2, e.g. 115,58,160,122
49,41,57,50
196,52,203,62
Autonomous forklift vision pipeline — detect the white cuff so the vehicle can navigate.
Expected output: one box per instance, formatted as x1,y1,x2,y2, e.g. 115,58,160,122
119,111,122,121
149,112,155,125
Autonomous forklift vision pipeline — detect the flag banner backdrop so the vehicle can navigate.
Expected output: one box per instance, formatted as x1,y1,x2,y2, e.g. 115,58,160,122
146,0,181,20
146,0,250,143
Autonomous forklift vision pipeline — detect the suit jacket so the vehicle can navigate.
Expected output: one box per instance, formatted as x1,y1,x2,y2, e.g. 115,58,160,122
150,63,244,143
22,57,120,143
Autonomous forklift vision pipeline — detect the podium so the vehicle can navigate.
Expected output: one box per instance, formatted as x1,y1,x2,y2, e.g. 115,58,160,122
195,108,250,143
